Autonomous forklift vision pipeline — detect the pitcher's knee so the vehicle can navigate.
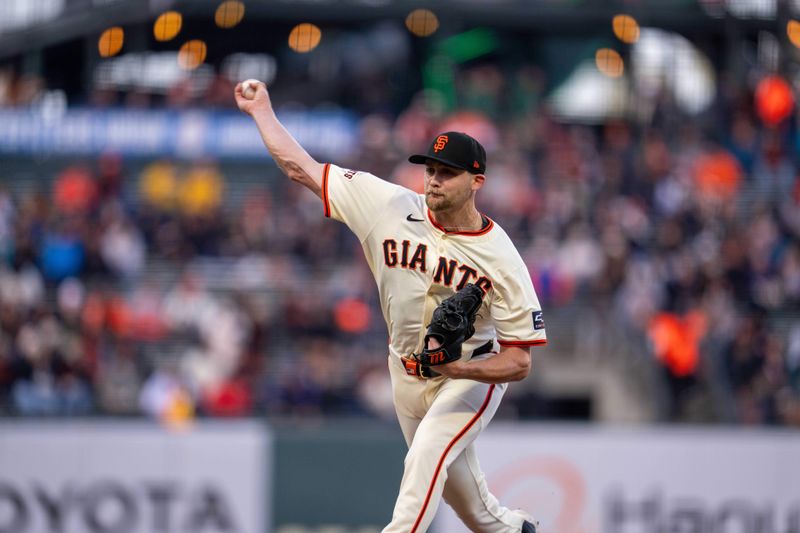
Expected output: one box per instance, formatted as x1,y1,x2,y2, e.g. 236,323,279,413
404,440,449,469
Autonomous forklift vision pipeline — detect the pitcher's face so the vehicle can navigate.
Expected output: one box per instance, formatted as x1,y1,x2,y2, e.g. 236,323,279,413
424,161,477,213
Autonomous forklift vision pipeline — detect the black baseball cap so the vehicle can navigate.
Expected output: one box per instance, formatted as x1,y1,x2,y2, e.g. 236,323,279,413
408,131,487,174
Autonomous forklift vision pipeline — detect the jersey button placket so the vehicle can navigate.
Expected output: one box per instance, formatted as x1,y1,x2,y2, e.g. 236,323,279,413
423,232,442,351
419,289,437,354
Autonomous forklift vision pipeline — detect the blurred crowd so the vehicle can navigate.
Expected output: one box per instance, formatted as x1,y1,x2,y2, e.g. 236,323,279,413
0,67,238,110
0,61,799,426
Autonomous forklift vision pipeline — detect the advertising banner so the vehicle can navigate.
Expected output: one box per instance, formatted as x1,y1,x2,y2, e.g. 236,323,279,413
0,109,358,160
434,425,800,533
0,421,269,533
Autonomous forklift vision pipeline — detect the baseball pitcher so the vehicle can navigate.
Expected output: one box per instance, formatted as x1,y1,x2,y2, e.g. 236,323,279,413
235,81,545,533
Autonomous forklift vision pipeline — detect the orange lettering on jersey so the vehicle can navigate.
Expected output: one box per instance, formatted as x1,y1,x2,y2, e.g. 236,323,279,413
383,239,398,267
433,135,448,153
432,257,458,286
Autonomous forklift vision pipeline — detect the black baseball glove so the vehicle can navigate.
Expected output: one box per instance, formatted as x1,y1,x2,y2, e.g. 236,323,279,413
402,283,485,378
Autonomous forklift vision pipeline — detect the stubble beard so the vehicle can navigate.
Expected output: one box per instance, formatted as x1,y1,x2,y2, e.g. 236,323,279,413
425,192,450,212
426,187,473,214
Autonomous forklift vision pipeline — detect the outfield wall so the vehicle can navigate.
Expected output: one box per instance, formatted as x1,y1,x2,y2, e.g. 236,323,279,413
435,424,800,533
0,421,270,533
1,421,798,533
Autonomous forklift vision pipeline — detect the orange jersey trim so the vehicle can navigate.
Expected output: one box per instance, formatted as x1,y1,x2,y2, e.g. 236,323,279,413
410,384,495,533
322,163,331,218
498,339,548,347
426,208,495,236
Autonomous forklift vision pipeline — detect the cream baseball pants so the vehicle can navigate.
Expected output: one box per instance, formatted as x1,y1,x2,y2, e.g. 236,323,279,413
382,355,530,533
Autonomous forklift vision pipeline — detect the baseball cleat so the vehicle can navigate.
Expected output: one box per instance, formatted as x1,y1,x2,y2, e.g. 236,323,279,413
522,520,537,532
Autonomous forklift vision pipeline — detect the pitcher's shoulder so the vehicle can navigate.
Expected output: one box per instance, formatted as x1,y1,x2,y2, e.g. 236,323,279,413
482,219,519,249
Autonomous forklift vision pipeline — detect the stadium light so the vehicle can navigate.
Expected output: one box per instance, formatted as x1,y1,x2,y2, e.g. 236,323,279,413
178,40,208,70
154,11,182,42
288,23,321,53
98,27,124,58
405,9,439,38
595,48,624,78
613,14,640,44
215,1,245,29
788,20,800,48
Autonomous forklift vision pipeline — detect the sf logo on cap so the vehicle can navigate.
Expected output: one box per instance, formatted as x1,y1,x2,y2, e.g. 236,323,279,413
433,135,449,152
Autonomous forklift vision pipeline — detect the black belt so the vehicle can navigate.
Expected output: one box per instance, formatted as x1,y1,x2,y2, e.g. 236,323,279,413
426,340,494,378
471,340,495,357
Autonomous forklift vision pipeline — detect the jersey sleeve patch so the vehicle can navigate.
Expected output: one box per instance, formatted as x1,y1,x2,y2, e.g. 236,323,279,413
533,310,545,330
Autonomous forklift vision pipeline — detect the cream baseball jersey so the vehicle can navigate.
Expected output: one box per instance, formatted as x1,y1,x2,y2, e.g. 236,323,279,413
322,163,547,360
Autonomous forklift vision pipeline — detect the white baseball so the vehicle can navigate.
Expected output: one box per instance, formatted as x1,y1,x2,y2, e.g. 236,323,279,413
242,79,261,99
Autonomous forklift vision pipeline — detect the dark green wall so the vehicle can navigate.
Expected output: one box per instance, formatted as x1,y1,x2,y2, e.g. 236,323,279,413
272,421,407,529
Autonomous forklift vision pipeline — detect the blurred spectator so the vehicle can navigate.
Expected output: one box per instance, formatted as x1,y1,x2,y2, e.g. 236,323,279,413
648,310,707,420
0,54,798,428
139,361,194,425
177,163,224,217
139,161,178,211
53,166,97,214
10,314,93,416
40,220,85,281
100,215,146,279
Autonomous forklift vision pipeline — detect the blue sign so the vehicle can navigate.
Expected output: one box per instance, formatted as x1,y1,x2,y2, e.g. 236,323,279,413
0,108,359,159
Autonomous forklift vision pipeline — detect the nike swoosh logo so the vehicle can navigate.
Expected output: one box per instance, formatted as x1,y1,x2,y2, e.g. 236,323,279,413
406,214,425,222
